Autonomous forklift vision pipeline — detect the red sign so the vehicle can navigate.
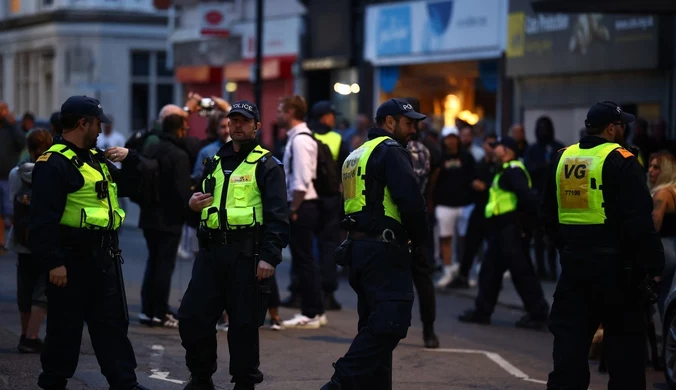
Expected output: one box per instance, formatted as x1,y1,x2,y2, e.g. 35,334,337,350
204,10,223,25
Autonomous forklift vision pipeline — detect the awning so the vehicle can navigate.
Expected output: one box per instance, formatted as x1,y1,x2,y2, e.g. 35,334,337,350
175,66,223,84
223,55,296,82
531,0,676,14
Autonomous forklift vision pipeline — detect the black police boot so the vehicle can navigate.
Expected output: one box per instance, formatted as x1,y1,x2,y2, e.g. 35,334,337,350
320,377,342,390
324,293,342,311
280,294,301,309
423,324,439,349
457,309,491,325
131,385,151,390
515,314,547,330
183,377,215,390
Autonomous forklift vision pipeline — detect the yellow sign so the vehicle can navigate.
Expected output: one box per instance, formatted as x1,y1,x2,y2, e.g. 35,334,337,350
559,157,592,209
507,12,525,58
341,148,365,201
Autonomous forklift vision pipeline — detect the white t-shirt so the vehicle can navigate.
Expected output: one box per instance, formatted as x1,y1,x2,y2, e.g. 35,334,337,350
97,131,127,168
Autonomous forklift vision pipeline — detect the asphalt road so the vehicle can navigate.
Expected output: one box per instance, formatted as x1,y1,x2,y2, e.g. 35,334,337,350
0,225,668,390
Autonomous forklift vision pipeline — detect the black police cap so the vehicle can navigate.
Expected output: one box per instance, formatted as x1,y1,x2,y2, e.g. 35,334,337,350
585,101,635,129
375,98,426,120
61,96,112,124
228,100,260,121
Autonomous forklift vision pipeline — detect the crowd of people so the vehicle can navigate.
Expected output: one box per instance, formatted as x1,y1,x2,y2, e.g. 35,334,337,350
0,92,673,389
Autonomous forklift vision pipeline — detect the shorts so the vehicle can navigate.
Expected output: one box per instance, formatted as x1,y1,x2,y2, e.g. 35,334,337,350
0,180,11,216
435,204,475,238
16,254,48,312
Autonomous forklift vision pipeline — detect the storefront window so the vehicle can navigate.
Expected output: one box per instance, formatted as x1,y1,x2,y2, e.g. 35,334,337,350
378,60,498,134
331,67,359,128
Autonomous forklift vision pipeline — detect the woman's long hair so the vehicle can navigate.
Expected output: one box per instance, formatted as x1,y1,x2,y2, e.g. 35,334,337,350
649,151,676,196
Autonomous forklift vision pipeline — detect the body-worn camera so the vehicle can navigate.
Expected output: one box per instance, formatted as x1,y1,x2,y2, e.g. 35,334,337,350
95,180,109,200
198,98,216,117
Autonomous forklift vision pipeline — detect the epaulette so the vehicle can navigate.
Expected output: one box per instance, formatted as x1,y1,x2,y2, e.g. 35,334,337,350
36,152,52,163
384,140,400,147
616,148,635,159
272,156,283,165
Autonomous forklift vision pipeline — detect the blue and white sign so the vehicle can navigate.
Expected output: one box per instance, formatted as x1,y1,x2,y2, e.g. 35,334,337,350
376,5,412,56
366,0,507,66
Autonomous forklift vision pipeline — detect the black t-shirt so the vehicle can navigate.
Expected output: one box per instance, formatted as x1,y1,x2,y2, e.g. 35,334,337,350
433,151,476,207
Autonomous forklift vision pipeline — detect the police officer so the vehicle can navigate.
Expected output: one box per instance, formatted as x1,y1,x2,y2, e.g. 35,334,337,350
542,101,664,389
178,101,289,390
322,98,428,390
458,137,550,328
30,96,148,390
310,100,349,310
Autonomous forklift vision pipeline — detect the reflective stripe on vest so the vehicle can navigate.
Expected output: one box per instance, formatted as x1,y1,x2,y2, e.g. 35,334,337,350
314,131,342,161
200,145,269,230
484,160,531,219
342,136,401,223
555,142,620,225
47,144,126,230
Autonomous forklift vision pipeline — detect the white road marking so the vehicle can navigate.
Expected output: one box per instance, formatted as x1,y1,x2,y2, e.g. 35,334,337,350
148,344,185,385
426,348,559,387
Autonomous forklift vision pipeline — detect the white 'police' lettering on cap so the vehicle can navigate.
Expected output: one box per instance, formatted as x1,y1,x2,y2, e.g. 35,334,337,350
233,103,254,112
616,106,621,114
401,104,413,110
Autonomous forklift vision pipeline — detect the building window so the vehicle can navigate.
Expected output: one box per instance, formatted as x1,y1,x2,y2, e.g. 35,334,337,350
130,50,175,130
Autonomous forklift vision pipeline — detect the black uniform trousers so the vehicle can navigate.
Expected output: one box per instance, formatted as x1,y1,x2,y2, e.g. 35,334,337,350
475,224,549,318
38,253,138,390
334,239,414,390
141,229,181,319
547,251,646,390
178,241,268,386
288,200,325,317
533,227,558,279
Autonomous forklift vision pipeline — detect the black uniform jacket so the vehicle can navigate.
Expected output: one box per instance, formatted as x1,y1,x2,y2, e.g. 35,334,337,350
200,139,289,267
541,136,664,277
29,139,142,272
349,128,428,248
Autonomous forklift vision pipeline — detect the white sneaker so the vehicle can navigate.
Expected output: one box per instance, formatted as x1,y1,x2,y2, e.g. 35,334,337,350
319,314,328,326
435,272,452,289
216,320,228,332
449,263,460,279
282,313,321,329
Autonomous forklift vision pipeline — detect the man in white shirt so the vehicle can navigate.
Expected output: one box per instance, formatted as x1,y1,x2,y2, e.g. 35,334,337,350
278,95,327,329
96,114,126,169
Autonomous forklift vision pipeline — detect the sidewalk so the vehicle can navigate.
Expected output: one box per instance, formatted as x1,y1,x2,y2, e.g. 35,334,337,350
444,277,558,311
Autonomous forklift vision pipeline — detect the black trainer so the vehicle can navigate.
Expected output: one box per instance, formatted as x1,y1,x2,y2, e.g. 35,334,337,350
448,275,470,289
457,309,491,325
18,337,44,353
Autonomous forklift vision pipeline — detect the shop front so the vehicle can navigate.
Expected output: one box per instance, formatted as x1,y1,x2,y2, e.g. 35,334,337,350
364,0,508,134
507,0,666,145
224,15,301,149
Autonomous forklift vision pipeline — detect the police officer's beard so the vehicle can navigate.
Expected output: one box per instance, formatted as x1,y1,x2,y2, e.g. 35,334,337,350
392,124,408,146
614,131,625,146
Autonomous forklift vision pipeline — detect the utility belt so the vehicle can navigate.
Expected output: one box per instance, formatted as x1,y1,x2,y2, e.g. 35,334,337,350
197,227,255,251
335,227,410,267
